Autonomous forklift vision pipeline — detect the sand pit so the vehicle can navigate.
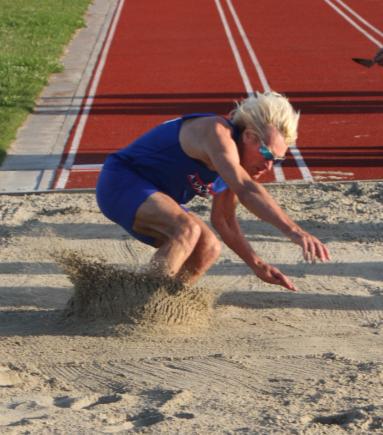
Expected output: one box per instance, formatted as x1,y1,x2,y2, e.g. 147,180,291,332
0,181,382,433
56,251,214,332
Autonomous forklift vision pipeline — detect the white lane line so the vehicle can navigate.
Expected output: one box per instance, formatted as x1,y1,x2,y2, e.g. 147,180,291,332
214,0,254,96
225,0,270,92
72,164,103,171
272,162,285,182
324,0,382,47
289,145,314,181
333,0,383,39
225,0,313,182
214,0,285,182
55,0,125,189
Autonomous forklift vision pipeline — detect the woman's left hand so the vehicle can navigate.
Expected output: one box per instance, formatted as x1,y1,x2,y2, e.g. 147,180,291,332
286,228,331,263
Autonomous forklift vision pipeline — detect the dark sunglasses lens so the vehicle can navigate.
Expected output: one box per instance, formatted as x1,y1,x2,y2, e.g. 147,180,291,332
259,145,274,161
259,145,286,162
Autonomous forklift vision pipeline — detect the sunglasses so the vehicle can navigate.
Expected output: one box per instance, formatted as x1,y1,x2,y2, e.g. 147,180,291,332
259,141,286,163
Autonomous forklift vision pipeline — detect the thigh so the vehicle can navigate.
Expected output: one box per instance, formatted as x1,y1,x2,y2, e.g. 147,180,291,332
96,167,159,245
133,192,198,247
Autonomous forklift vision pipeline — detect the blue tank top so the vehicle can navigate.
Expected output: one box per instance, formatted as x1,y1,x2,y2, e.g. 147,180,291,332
104,113,240,204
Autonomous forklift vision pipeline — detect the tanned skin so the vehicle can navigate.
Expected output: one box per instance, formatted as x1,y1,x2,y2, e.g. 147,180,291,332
133,117,330,290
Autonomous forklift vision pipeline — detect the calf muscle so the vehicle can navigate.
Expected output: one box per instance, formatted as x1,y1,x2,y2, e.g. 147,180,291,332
133,192,204,279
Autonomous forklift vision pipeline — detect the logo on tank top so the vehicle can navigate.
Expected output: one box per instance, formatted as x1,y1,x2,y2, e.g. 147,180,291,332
187,173,214,198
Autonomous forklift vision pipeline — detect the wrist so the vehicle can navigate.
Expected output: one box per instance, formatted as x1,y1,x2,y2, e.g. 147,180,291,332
250,257,266,271
284,225,303,238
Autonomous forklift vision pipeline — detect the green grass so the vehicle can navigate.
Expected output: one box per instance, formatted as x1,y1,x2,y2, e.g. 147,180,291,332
0,0,92,164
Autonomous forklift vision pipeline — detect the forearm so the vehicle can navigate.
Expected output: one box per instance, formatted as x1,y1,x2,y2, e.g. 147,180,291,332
238,182,300,235
213,218,264,270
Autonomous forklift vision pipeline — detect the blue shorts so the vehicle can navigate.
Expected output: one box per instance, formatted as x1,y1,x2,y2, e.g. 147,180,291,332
96,160,159,246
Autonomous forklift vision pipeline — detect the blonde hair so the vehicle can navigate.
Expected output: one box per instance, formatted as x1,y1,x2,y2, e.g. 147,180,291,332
230,91,300,146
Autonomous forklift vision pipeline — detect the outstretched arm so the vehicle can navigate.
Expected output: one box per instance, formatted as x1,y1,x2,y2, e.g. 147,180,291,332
205,120,330,263
232,178,329,262
211,188,298,291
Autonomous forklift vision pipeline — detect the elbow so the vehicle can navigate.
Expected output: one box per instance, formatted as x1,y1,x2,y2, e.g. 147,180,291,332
211,212,236,236
211,211,231,234
230,175,255,198
211,213,223,232
235,180,262,207
236,188,252,208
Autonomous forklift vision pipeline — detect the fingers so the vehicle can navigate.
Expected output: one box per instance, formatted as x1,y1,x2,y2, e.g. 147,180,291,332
280,276,298,292
321,243,331,261
302,235,331,263
302,237,310,261
271,269,298,292
306,238,318,262
255,263,298,292
303,238,317,263
315,241,331,262
304,238,315,262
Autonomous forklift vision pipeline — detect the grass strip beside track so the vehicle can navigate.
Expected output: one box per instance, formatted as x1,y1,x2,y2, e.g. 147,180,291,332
0,0,92,164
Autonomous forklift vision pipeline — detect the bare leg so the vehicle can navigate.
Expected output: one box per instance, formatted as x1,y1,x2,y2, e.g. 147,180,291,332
176,213,221,284
149,217,201,277
132,193,222,284
133,192,202,278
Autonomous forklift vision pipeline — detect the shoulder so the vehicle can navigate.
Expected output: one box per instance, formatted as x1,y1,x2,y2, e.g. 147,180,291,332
180,115,233,149
204,116,238,154
183,115,232,134
211,117,235,140
198,116,236,148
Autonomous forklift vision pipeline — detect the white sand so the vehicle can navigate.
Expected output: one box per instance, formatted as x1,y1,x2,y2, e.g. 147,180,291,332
0,181,382,434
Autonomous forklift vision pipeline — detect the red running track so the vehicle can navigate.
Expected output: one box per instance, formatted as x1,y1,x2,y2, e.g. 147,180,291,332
54,0,383,189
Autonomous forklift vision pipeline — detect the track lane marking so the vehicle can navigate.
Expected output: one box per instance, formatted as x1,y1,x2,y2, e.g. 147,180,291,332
225,0,270,93
214,0,286,182
324,0,382,47
333,0,383,39
214,0,254,97
65,0,383,186
55,0,125,189
224,0,313,182
71,164,103,172
63,0,315,186
66,0,287,186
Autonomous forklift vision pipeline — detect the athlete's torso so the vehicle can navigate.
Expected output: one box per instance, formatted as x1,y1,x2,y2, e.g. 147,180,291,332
104,113,239,204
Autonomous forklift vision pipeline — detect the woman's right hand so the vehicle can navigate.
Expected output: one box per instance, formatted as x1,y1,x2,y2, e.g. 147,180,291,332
253,261,298,292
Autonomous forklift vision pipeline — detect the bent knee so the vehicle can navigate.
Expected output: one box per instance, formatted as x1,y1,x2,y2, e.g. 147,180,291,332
212,237,222,259
209,236,222,261
174,214,202,247
201,231,222,261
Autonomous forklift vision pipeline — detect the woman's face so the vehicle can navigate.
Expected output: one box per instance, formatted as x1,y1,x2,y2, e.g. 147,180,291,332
240,125,288,179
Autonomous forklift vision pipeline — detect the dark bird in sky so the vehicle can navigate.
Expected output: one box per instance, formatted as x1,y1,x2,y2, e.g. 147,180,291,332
352,47,383,68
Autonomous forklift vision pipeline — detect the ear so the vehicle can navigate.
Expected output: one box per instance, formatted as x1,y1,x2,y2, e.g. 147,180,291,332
242,128,257,144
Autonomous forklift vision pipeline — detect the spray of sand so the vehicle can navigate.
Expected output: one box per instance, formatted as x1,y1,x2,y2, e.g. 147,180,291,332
54,250,214,332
